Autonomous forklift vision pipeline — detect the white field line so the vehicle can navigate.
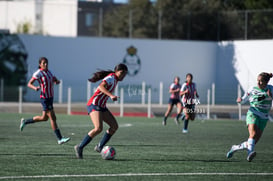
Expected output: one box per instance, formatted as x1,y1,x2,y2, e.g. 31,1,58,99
1,172,273,179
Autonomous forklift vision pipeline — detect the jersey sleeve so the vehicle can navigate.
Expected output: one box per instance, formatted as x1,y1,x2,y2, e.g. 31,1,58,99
170,83,175,90
102,74,114,86
240,87,253,104
180,83,187,92
32,70,40,80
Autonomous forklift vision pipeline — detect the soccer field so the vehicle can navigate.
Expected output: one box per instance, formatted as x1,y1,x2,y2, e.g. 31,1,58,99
1,113,273,181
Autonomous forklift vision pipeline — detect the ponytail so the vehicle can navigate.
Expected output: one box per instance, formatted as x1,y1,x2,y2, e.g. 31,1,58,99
259,72,273,83
88,63,128,83
88,70,114,83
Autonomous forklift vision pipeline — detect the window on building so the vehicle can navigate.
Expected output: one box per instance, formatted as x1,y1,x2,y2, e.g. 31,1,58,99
85,13,93,27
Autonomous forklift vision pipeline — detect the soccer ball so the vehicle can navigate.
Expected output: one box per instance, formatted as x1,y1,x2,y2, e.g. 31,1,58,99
101,146,116,160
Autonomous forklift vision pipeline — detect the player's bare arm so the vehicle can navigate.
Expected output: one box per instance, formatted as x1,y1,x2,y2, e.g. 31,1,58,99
27,77,40,91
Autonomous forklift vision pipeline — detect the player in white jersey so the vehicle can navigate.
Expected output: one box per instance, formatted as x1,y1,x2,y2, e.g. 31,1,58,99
162,76,183,126
74,63,128,159
227,72,273,162
180,73,199,133
20,57,70,145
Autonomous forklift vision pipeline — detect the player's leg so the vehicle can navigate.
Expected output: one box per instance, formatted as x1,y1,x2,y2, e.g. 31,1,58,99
182,107,190,133
163,103,173,125
20,111,49,131
47,110,70,144
95,110,118,152
174,102,182,125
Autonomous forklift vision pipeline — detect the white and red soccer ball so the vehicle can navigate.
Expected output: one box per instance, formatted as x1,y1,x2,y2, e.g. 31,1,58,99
101,146,116,160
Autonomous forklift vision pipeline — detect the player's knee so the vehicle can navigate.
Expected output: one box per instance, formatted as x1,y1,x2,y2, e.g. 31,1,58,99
41,115,49,121
94,127,103,134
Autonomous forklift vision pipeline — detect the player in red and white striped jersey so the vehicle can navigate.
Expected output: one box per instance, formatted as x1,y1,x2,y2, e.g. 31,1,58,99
162,76,183,126
20,57,70,145
75,63,128,159
180,73,199,133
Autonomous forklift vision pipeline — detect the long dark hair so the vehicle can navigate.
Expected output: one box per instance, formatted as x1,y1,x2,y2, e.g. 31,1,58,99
259,72,273,83
38,57,48,68
88,63,128,83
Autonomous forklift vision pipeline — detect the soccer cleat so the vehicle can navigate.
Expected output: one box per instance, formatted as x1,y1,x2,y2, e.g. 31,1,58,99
182,129,188,133
247,151,256,162
20,118,26,131
74,145,83,159
94,144,102,153
174,118,180,125
58,137,70,145
226,145,236,159
162,120,166,126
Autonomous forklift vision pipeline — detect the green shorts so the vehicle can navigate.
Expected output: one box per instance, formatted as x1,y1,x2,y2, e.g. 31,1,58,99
246,111,268,131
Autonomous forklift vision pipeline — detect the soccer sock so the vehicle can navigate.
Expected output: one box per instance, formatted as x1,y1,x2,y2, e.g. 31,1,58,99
54,129,63,140
25,118,35,124
98,132,112,149
181,113,185,120
176,113,181,120
247,138,255,154
79,134,92,149
184,119,189,130
232,141,248,151
163,116,167,122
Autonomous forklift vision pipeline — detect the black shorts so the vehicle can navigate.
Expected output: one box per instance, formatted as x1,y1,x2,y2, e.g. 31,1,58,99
87,104,109,114
168,98,181,106
184,104,195,114
40,97,54,111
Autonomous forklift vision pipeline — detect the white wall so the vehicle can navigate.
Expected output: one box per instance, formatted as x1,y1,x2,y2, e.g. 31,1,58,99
18,34,273,103
0,0,77,37
232,40,273,91
19,35,217,103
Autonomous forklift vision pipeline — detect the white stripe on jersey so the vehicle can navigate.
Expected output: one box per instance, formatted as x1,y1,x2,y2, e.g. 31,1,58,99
32,69,55,99
87,73,118,108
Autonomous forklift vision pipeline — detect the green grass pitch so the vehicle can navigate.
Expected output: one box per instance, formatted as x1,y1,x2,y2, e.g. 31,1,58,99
1,113,273,180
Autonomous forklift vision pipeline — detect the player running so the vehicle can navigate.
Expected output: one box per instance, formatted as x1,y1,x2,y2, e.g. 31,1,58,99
20,57,70,145
226,72,273,162
180,73,199,133
162,76,183,125
74,63,128,159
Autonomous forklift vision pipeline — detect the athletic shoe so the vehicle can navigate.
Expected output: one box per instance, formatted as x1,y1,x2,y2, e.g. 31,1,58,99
226,145,236,159
94,144,102,153
174,118,180,125
247,151,256,162
182,129,188,133
20,118,25,131
162,120,166,126
74,145,83,159
58,137,70,145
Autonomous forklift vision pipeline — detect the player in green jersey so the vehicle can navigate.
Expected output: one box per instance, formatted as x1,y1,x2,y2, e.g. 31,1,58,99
226,72,273,162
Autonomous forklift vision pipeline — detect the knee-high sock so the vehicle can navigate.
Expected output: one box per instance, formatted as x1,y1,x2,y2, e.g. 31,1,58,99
184,119,189,130
98,132,112,149
247,138,255,154
232,141,248,152
54,128,62,140
79,134,92,149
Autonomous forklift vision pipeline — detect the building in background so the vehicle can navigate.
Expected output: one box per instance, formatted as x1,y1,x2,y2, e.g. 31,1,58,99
0,0,78,37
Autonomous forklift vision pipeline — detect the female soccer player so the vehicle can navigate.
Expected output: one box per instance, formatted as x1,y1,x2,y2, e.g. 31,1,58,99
180,73,199,133
162,76,183,125
20,57,70,144
74,63,128,159
226,72,273,162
